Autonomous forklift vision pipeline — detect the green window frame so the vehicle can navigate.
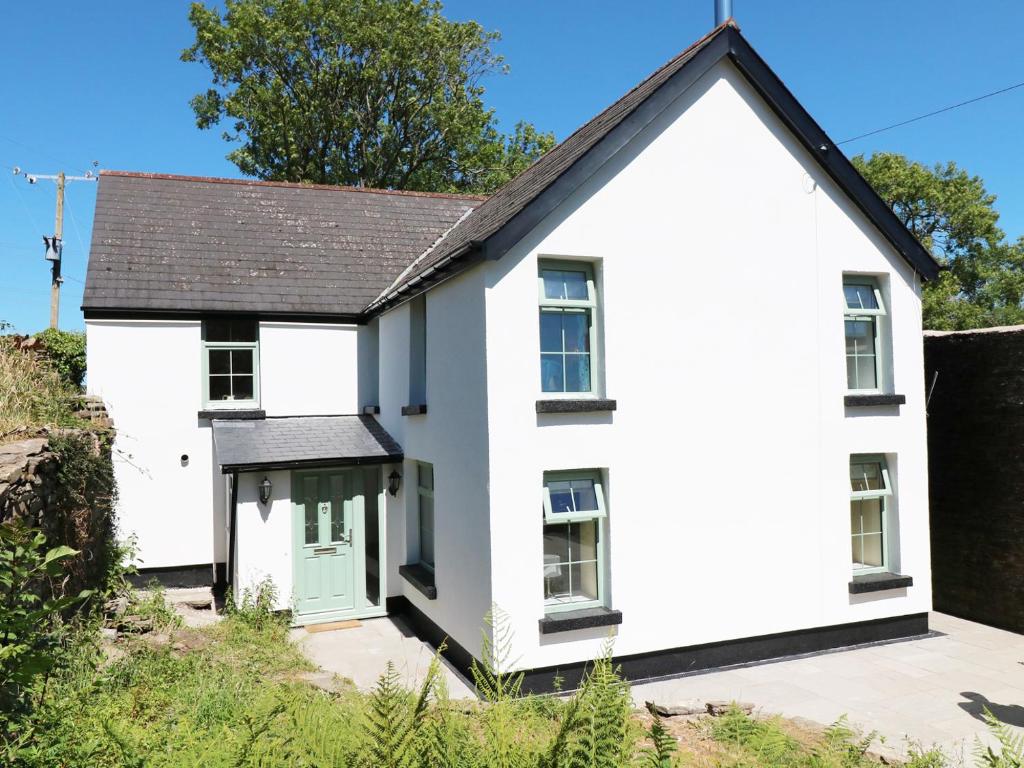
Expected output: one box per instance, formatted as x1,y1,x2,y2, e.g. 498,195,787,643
538,260,599,395
542,470,607,613
202,318,260,408
417,462,434,571
849,454,892,574
843,277,886,393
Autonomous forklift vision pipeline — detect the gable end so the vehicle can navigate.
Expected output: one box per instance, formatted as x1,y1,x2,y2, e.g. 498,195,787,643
368,24,939,316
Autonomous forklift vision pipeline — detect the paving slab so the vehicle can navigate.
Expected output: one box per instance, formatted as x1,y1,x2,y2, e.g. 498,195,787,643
631,612,1024,759
290,615,476,699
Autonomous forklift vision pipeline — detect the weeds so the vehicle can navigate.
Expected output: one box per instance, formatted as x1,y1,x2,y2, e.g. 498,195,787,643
4,585,1021,768
129,583,182,631
0,338,85,440
226,575,286,632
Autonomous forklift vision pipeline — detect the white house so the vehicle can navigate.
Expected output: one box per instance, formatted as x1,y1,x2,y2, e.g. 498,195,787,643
84,21,940,692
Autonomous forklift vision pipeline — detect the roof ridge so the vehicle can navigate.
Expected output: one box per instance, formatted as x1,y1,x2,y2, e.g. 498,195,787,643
99,170,489,202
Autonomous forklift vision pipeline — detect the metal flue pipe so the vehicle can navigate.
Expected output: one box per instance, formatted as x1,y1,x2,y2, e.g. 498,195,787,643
715,0,732,25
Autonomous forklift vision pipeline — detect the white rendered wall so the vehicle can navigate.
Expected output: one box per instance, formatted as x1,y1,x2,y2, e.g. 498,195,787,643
86,320,220,570
86,319,368,573
234,470,293,609
258,322,360,415
377,269,493,659
482,60,932,670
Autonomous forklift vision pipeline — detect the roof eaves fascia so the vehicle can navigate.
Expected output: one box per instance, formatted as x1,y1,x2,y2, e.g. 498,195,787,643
82,307,368,324
219,453,404,474
363,239,486,317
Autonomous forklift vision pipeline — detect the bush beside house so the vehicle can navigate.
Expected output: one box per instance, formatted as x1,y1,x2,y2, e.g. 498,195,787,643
0,331,123,748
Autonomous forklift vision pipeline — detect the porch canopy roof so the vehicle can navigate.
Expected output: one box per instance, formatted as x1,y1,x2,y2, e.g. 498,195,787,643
212,415,403,473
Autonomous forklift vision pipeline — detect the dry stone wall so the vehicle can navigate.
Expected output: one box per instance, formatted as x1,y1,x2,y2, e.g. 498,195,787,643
0,398,116,596
0,436,59,525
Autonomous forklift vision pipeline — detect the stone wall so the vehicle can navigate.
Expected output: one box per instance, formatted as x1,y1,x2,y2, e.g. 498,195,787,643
925,326,1024,632
0,436,60,525
0,397,116,597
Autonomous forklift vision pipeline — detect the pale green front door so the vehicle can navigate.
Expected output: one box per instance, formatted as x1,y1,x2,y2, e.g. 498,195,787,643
293,470,359,618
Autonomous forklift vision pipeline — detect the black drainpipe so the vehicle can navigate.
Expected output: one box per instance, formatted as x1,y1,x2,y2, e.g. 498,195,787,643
227,470,239,588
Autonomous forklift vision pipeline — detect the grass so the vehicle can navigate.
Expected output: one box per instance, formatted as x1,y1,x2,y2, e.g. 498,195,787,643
6,593,964,768
0,337,85,441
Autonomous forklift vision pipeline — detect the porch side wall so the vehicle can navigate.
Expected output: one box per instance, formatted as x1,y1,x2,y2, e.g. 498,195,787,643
234,470,293,609
483,60,931,671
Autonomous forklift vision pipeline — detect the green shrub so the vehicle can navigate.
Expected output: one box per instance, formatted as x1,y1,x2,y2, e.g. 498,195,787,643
0,521,91,724
34,328,86,389
46,432,119,602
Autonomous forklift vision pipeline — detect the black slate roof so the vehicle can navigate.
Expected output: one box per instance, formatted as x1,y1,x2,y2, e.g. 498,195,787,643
83,172,482,317
212,415,403,472
370,21,940,308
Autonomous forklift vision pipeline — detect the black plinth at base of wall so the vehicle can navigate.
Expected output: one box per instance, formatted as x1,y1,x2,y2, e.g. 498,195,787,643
385,597,929,695
386,596,476,678
128,563,220,589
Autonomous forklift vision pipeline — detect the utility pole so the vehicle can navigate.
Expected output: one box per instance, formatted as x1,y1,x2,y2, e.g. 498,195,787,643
14,165,97,329
48,172,65,329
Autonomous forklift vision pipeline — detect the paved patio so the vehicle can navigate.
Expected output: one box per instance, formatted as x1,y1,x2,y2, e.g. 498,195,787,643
290,615,476,698
292,612,1024,760
631,613,1024,761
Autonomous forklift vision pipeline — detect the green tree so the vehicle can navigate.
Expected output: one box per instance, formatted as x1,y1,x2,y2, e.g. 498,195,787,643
853,152,1024,330
183,0,554,194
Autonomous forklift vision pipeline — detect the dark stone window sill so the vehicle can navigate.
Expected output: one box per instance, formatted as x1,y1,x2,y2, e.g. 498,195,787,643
363,405,380,415
536,399,617,414
198,409,265,420
538,606,622,634
399,563,436,599
402,404,428,416
849,572,913,594
844,394,906,407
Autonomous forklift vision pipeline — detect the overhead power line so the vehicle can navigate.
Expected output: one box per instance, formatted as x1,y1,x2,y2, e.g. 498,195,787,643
837,79,1024,145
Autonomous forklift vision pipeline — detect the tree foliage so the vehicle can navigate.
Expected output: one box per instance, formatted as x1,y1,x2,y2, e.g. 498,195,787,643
183,0,554,193
853,152,1024,330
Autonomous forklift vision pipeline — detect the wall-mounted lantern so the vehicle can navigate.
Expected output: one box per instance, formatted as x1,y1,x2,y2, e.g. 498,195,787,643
258,476,273,505
387,470,402,497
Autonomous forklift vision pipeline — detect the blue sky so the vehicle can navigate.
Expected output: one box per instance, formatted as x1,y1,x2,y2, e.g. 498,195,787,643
2,0,1022,333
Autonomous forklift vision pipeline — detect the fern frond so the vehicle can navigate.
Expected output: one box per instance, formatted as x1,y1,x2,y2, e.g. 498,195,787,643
360,661,419,768
635,713,677,768
974,708,1024,768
